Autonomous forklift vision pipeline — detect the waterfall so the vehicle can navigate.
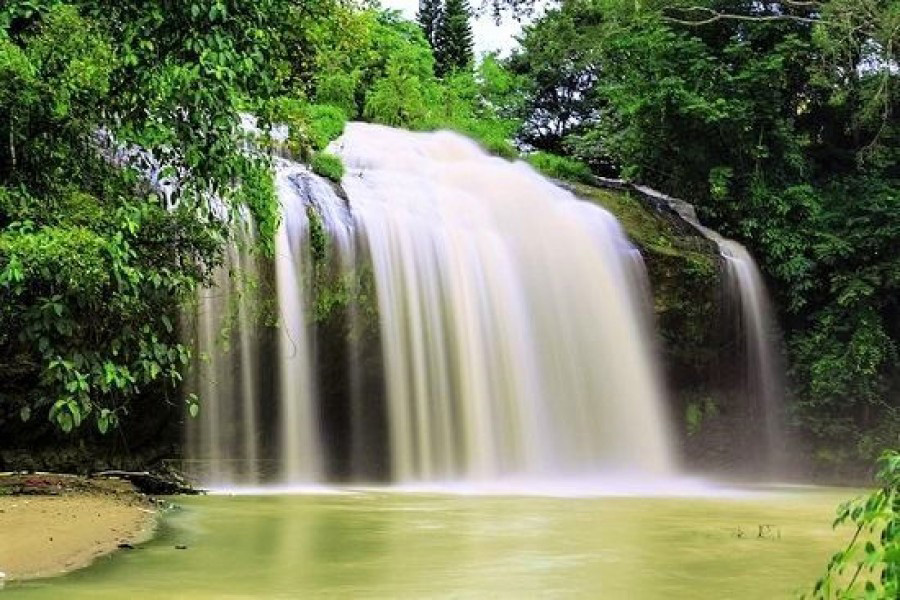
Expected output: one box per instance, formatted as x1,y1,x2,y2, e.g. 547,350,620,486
273,165,323,484
720,240,785,472
335,124,673,482
186,223,264,485
187,123,676,487
630,184,786,471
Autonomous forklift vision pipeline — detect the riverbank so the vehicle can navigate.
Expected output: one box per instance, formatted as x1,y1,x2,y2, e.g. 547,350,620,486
0,474,157,582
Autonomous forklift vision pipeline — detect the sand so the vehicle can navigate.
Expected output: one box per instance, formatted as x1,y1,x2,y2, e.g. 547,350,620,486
0,474,157,582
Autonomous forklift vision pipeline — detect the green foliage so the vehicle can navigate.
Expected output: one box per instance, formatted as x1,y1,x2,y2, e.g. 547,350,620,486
416,68,520,158
0,4,114,188
265,97,347,160
0,0,296,434
685,397,719,437
507,0,608,158
0,186,215,434
445,118,519,159
311,153,345,183
310,8,437,125
304,5,519,158
510,0,900,456
416,0,474,77
306,105,348,150
364,35,438,127
808,451,900,599
527,152,593,184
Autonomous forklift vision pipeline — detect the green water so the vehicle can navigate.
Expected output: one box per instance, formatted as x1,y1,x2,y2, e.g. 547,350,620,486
5,487,858,599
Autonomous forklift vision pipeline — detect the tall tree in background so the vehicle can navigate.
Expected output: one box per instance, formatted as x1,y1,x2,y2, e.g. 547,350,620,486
435,0,474,76
417,0,443,48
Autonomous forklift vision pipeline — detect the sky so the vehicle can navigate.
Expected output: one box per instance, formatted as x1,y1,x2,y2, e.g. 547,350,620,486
380,1,537,56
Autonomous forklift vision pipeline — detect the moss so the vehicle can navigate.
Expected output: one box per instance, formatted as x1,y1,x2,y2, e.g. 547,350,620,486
572,183,714,261
306,204,328,265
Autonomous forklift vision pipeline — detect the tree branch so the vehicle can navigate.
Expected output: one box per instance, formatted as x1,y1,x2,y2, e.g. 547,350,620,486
783,0,823,7
662,6,821,27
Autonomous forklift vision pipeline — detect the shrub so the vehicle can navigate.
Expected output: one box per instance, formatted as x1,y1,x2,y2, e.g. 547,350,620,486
527,152,594,184
446,118,519,159
807,451,900,599
266,99,347,160
306,104,348,151
311,152,345,183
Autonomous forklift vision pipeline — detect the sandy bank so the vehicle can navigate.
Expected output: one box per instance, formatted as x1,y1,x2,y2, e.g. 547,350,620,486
0,474,156,582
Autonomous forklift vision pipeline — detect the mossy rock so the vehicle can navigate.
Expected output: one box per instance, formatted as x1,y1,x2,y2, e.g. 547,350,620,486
573,183,744,469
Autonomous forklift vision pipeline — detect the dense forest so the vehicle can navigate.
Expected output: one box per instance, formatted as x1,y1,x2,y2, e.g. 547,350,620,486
0,0,898,596
1,0,895,468
506,0,899,469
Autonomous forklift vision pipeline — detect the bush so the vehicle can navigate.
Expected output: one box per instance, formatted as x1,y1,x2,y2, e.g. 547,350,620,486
808,451,900,599
311,152,345,182
527,152,594,184
306,104,347,150
265,99,347,160
439,118,519,159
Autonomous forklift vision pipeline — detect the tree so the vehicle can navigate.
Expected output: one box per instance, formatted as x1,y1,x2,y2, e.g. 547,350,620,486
435,0,475,76
508,0,900,461
417,0,443,48
0,0,299,435
0,4,220,436
506,3,608,158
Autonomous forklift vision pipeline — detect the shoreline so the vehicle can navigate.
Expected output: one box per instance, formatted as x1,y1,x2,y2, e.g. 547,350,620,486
0,474,157,583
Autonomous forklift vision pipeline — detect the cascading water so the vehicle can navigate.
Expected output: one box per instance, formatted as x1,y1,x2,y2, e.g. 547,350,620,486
186,223,264,485
635,187,786,472
273,164,323,484
188,123,676,488
335,124,672,482
720,240,785,472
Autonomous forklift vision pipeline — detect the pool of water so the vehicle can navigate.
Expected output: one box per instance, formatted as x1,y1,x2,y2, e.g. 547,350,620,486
4,486,858,599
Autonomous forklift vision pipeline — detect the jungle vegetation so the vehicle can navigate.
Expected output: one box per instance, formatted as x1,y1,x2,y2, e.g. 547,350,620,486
504,0,899,467
0,1,896,471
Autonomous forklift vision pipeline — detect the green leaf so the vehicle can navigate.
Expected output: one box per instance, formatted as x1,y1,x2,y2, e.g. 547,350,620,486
97,414,109,434
58,412,73,433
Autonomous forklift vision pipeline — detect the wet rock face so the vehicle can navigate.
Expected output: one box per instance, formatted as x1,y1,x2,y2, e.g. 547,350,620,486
575,182,776,476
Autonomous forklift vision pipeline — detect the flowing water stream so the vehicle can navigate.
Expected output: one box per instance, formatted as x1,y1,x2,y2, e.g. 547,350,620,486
720,240,786,472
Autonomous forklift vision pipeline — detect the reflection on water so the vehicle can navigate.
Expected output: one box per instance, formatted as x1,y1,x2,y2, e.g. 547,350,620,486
6,488,857,599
